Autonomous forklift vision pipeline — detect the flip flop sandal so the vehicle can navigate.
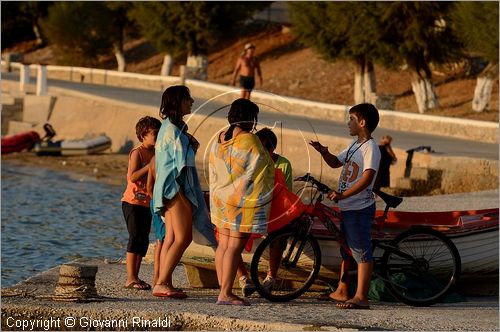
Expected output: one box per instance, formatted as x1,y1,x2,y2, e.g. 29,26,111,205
317,293,347,302
124,281,150,290
137,280,152,290
153,289,188,299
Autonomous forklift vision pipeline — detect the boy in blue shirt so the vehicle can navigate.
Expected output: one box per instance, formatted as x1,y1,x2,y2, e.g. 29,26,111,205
310,103,380,309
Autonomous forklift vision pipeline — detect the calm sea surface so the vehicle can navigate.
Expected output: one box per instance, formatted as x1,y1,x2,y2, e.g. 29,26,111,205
1,162,127,287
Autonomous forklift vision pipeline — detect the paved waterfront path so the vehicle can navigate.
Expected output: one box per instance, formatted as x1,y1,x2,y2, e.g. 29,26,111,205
3,73,498,160
1,258,498,331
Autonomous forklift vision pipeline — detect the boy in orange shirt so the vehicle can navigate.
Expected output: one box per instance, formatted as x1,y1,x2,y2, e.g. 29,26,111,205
121,116,161,290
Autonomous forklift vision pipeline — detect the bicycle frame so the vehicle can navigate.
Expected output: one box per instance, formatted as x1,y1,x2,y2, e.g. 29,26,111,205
251,174,461,305
295,177,417,282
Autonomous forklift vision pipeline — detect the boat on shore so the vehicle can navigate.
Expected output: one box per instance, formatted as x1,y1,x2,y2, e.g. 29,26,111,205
181,206,499,293
34,135,112,156
1,131,40,154
313,208,499,276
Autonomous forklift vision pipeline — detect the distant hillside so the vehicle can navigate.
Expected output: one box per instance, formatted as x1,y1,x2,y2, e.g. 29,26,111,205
10,25,499,122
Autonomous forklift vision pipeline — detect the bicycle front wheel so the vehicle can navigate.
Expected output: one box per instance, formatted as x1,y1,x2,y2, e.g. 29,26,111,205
381,227,461,306
250,230,321,302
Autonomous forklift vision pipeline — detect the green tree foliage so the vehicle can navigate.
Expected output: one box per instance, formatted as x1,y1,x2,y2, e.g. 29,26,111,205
1,1,51,49
42,2,114,66
451,2,498,63
129,2,269,56
289,2,383,63
451,2,498,112
377,2,462,75
289,2,385,103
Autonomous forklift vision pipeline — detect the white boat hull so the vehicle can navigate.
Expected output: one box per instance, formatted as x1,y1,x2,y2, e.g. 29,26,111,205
317,228,499,276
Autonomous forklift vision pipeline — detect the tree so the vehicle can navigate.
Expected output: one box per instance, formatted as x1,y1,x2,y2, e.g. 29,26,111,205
378,2,462,113
129,2,269,78
42,2,113,67
289,2,384,104
18,2,52,46
1,1,51,49
106,2,136,72
452,2,499,112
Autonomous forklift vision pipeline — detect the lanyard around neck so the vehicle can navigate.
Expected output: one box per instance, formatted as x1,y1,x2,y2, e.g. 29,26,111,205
344,138,371,164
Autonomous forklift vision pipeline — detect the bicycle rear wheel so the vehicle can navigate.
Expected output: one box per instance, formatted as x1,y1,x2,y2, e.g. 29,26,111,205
250,230,321,302
381,227,461,306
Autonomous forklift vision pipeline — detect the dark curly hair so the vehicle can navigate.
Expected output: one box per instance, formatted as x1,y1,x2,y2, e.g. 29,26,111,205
256,127,277,152
159,85,192,130
136,116,161,142
224,98,259,141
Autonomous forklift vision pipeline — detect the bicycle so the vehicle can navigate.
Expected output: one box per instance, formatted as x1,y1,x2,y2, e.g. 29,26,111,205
250,173,461,307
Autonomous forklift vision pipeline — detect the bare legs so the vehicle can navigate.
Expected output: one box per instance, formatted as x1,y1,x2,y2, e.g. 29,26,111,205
153,192,192,294
241,89,251,99
153,240,163,286
125,252,144,287
215,228,250,302
267,239,285,278
329,259,373,306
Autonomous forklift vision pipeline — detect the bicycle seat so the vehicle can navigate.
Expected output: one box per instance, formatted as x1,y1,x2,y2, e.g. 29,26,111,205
373,189,403,209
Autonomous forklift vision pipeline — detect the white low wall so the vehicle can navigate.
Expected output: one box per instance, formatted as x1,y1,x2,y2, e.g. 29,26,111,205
21,84,495,194
3,61,498,143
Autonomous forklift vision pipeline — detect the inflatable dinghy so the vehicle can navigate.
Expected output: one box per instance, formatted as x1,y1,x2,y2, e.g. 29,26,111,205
34,135,112,156
1,131,40,154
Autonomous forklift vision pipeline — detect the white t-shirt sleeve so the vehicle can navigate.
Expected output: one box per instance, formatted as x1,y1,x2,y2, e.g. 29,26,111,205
362,143,380,172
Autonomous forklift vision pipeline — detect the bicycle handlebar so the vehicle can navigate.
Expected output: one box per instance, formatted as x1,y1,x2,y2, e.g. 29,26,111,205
294,173,332,194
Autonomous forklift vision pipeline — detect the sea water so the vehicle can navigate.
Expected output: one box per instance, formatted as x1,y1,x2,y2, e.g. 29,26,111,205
1,162,127,287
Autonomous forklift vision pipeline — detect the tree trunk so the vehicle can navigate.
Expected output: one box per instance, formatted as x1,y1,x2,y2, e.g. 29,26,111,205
186,54,208,81
411,70,438,113
113,43,126,72
161,54,173,76
354,59,365,104
363,58,376,104
32,23,43,46
472,63,498,112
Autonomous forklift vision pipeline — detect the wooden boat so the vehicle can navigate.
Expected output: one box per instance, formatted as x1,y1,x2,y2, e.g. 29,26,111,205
313,208,499,276
1,131,40,154
34,135,112,156
181,206,498,290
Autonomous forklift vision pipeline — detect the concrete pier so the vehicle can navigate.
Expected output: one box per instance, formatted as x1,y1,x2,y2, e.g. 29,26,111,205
1,258,498,331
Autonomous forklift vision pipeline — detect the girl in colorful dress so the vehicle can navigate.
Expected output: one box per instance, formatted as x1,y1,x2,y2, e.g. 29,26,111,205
209,98,275,305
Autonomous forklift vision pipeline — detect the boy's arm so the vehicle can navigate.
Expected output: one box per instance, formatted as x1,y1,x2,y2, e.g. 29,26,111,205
231,58,241,85
328,169,376,201
309,141,343,168
128,149,150,183
146,157,156,197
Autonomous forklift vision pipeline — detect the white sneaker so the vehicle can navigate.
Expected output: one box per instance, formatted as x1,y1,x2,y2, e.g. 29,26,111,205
239,276,256,297
262,275,275,293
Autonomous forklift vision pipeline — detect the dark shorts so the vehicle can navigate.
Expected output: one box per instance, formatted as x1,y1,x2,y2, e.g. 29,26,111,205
239,75,255,91
340,203,376,263
122,201,152,256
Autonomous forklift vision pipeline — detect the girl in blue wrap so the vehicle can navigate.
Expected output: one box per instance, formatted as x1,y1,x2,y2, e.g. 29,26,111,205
152,85,214,299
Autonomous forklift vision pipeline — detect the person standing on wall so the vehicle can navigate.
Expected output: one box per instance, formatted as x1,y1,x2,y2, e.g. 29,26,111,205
232,43,263,99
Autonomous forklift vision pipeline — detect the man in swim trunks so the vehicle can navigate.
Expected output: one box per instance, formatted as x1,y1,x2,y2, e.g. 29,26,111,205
231,43,263,99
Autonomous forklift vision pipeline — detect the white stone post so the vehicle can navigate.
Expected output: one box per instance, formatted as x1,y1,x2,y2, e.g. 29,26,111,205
20,65,30,92
36,65,47,96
